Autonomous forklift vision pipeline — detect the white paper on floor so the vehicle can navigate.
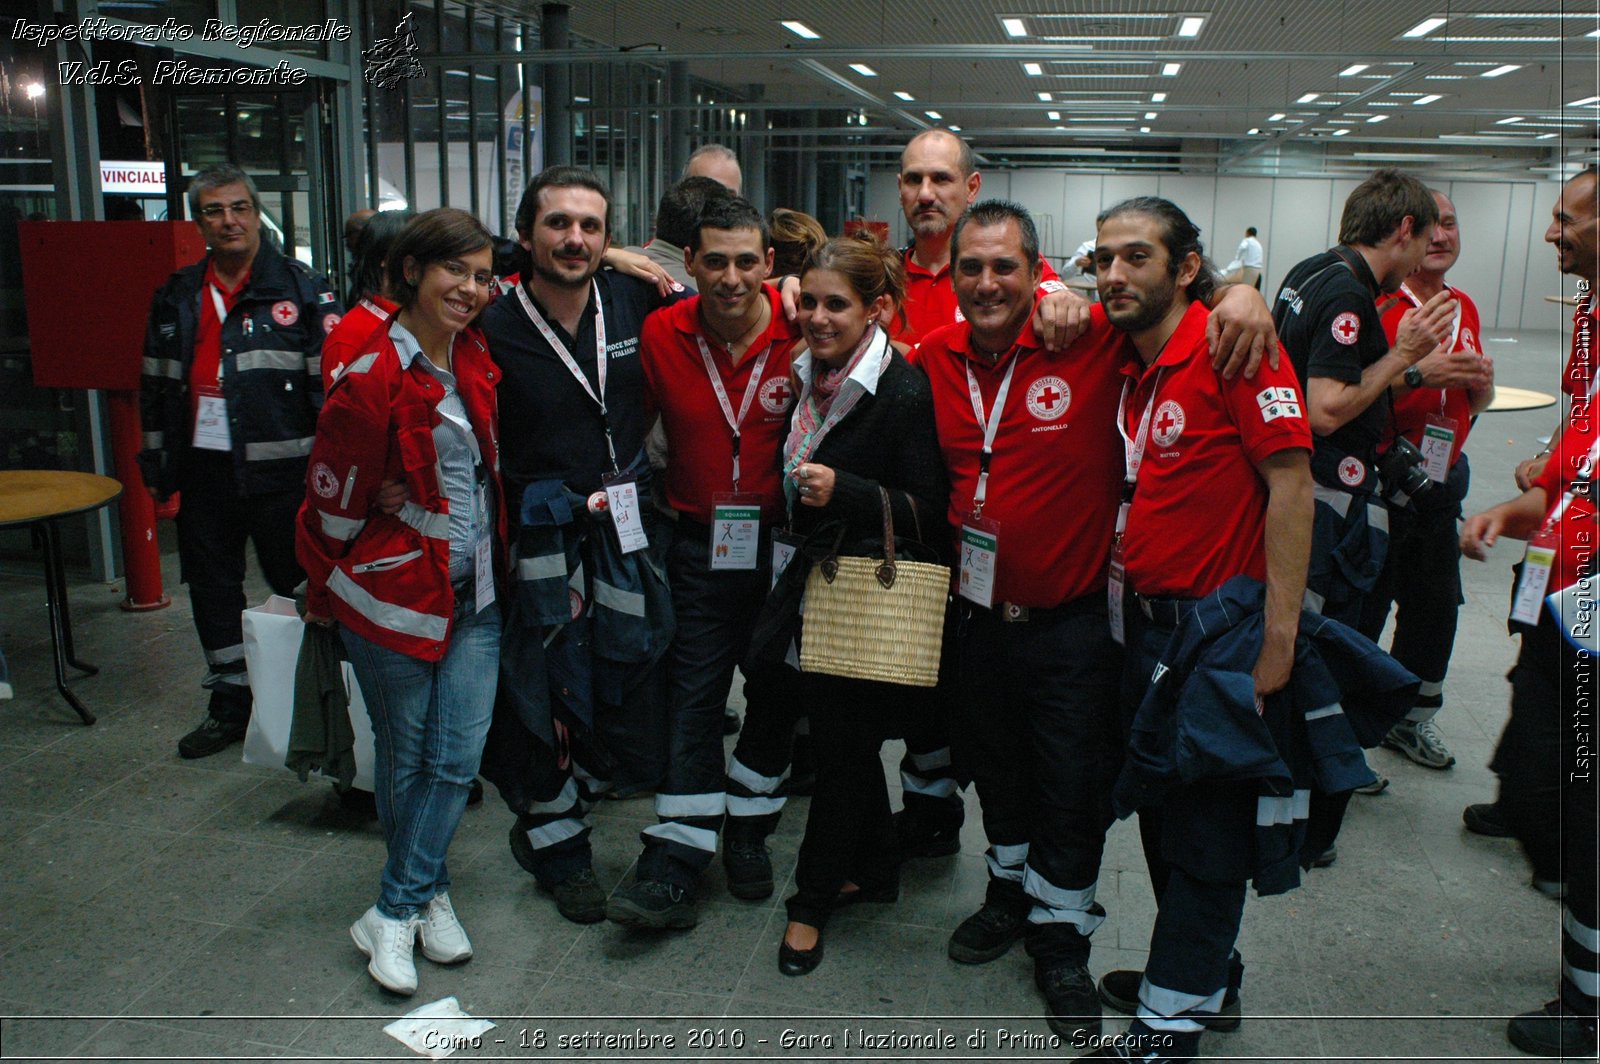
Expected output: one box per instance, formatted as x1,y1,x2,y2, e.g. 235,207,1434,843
383,996,496,1060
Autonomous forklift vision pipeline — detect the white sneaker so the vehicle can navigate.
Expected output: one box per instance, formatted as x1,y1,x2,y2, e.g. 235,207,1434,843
419,892,473,964
1382,719,1456,769
350,906,419,994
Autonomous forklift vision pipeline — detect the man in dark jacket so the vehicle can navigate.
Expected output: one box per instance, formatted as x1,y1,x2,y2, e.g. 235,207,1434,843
139,164,341,758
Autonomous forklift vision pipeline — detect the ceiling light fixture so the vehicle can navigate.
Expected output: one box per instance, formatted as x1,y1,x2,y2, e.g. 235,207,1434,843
1268,112,1286,121
1297,93,1320,103
849,63,876,76
1176,16,1205,37
1401,16,1447,37
1340,64,1369,76
925,110,942,120
1482,64,1521,77
894,90,914,101
1413,94,1443,105
1145,111,1158,119
1537,132,1558,138
1367,114,1389,123
780,20,819,39
1497,116,1524,124
1047,110,1061,119
1141,125,1153,133
1571,96,1600,106
1332,128,1350,135
1038,91,1053,101
1247,127,1260,134
1162,62,1182,76
1002,17,1028,37
1151,92,1167,102
1023,62,1043,76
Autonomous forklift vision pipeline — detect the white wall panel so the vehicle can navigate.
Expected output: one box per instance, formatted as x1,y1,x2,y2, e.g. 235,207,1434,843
1008,170,1067,263
1211,177,1273,283
1265,179,1334,298
1060,174,1106,262
1155,175,1219,260
1441,182,1512,330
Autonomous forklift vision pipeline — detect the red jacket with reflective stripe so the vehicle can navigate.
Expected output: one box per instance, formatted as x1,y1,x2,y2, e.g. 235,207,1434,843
296,321,505,661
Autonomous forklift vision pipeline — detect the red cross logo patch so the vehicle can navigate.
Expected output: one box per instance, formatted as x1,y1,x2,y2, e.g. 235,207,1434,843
311,462,339,498
569,589,585,620
1338,456,1366,487
1152,400,1185,447
322,313,341,335
1331,312,1360,346
1461,327,1476,353
271,300,300,327
1025,375,1071,421
760,375,794,414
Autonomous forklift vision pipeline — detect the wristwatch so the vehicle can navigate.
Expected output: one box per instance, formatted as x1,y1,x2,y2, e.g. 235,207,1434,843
1403,365,1425,389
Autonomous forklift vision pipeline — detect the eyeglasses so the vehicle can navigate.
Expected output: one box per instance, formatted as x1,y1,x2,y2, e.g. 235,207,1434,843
440,259,495,289
198,200,256,220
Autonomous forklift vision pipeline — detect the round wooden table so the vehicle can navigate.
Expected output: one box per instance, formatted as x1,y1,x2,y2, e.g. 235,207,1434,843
0,471,123,724
1485,386,1558,413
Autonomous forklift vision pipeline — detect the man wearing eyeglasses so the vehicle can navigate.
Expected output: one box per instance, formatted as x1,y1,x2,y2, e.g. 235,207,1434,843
139,163,342,759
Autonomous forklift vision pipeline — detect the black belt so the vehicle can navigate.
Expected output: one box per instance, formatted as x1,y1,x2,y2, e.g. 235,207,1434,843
1130,591,1196,629
969,593,1104,624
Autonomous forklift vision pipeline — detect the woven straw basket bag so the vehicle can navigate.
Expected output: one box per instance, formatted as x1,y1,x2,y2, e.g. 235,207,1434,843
799,487,949,687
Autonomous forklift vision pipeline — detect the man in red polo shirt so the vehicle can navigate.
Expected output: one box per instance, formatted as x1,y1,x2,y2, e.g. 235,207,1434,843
616,196,804,929
1084,197,1312,1063
1358,189,1494,774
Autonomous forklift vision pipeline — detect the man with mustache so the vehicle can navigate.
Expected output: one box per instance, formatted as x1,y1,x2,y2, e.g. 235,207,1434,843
478,166,686,924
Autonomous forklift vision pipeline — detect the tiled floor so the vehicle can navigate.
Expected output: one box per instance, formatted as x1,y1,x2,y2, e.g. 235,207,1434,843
0,326,1578,1062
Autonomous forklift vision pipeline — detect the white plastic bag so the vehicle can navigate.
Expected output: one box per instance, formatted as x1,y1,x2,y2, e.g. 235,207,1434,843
241,595,376,791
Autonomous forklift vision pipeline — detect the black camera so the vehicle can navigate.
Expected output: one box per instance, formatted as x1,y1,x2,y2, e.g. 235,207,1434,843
1378,436,1433,505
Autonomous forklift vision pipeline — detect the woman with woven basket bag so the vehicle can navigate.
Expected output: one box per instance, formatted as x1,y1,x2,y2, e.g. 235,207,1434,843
773,234,951,975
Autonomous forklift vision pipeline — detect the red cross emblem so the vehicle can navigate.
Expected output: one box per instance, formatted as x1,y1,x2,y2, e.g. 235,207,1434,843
1338,457,1365,486
761,375,794,414
1152,400,1185,446
1025,375,1071,421
1331,312,1360,346
271,300,299,327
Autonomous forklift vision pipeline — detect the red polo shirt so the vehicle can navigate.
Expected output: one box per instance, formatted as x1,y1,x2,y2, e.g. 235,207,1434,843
1563,295,1596,406
1531,406,1597,595
1118,300,1312,599
640,284,802,522
919,304,1125,607
322,295,395,390
1379,284,1482,467
898,249,1063,345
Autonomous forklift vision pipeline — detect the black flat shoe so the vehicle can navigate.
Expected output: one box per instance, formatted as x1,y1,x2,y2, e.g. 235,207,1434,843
779,928,824,976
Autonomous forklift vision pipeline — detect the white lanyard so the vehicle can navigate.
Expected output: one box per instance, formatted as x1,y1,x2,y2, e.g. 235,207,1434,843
695,335,771,492
1115,371,1164,487
516,280,618,471
207,285,230,385
964,352,1020,518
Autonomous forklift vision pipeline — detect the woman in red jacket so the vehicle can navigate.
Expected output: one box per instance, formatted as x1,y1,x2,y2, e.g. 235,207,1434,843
296,208,505,996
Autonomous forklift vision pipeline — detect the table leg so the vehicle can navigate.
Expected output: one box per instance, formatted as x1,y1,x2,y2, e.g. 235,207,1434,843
37,520,96,725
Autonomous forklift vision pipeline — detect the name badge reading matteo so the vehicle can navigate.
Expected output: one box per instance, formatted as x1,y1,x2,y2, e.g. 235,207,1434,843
1419,415,1458,484
602,473,649,554
959,518,999,609
711,493,761,571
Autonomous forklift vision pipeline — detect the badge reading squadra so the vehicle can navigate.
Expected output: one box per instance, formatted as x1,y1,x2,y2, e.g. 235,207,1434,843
311,462,339,498
1025,375,1071,421
271,300,300,326
759,375,794,415
1331,312,1360,346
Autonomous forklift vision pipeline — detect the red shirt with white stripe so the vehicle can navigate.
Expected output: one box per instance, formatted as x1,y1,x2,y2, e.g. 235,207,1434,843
1118,300,1312,599
919,304,1125,607
640,285,803,523
322,295,397,390
898,250,1063,345
1378,283,1482,468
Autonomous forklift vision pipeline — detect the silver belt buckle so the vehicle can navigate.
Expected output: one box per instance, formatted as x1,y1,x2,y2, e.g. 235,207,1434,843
1001,602,1029,623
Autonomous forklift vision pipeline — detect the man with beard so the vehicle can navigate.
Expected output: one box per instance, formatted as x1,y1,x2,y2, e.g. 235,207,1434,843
478,166,686,923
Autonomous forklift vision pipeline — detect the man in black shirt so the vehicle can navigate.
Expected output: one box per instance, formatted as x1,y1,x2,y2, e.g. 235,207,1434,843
478,166,686,924
1272,169,1453,629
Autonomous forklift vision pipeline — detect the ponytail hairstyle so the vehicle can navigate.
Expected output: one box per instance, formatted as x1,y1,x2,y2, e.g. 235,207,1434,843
801,230,908,326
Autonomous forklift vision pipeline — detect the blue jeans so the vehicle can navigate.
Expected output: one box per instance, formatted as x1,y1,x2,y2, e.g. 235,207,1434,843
342,605,500,918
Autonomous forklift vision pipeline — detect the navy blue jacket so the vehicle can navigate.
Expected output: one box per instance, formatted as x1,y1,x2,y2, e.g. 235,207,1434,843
1115,576,1418,894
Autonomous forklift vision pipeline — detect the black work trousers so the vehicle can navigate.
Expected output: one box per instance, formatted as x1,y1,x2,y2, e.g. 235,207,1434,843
1499,614,1598,1017
175,448,304,723
955,598,1123,969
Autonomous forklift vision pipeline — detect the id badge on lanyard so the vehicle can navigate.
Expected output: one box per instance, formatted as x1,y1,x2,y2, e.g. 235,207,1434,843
602,471,649,554
1511,530,1558,627
711,492,762,571
1111,373,1163,645
959,517,1000,608
1107,541,1127,646
770,528,804,590
193,385,231,450
474,533,496,611
1419,414,1458,484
